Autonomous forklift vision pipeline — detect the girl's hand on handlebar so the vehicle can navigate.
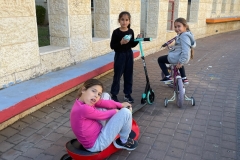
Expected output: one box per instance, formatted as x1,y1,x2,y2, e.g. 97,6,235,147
176,63,183,69
136,34,142,38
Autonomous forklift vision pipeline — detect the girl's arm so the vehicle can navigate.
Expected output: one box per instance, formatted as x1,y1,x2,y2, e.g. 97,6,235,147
95,99,122,109
110,30,122,50
179,35,191,64
82,104,117,120
130,29,139,48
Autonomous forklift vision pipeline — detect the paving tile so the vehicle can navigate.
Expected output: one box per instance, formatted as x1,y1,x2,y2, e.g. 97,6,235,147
156,134,173,143
35,153,53,160
38,116,55,124
152,141,169,151
220,148,236,159
0,135,7,143
147,149,165,160
173,132,189,142
54,126,71,134
34,139,53,150
10,121,29,131
160,128,175,136
145,126,160,134
188,136,204,147
31,110,47,119
14,156,32,160
170,139,187,150
6,134,25,144
22,147,44,159
43,144,65,156
44,132,62,142
18,127,37,137
0,141,14,152
21,115,38,124
0,149,22,160
185,144,202,155
204,142,219,152
25,133,44,144
166,147,184,158
202,150,220,160
0,127,18,138
126,151,147,160
13,141,34,152
163,156,179,160
183,153,201,160
28,121,46,130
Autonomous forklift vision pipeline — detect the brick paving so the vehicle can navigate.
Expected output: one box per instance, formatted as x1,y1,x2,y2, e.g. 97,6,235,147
0,30,240,160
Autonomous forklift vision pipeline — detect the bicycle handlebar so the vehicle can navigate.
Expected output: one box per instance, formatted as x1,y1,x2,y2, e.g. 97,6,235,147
134,38,152,42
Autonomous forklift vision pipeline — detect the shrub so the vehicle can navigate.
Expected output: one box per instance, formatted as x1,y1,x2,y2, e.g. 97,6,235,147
36,5,46,25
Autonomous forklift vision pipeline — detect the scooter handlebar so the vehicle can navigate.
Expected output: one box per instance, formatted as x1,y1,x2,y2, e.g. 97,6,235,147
134,38,152,42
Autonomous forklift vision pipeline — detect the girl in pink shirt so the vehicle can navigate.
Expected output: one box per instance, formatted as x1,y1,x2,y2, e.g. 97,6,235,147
70,79,138,152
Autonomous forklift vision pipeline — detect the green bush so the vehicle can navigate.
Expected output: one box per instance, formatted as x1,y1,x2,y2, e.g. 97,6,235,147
36,5,46,25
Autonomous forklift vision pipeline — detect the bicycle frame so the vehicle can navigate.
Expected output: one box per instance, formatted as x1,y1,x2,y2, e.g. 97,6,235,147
164,65,194,107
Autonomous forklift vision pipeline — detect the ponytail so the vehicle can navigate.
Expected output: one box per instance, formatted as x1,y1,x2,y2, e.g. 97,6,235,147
190,48,194,59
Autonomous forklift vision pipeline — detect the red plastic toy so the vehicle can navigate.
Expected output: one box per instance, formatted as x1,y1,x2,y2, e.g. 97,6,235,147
61,119,140,160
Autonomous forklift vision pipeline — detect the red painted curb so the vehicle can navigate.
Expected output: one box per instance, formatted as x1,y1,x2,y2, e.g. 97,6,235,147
0,51,140,123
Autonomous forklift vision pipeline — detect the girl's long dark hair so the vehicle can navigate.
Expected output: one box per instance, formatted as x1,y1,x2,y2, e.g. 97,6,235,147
118,11,131,29
175,18,194,59
77,79,104,98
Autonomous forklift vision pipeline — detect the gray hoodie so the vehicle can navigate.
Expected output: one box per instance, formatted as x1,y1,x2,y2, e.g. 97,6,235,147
167,31,196,64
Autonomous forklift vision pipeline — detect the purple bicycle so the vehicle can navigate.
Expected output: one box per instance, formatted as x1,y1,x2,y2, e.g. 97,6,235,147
163,64,195,108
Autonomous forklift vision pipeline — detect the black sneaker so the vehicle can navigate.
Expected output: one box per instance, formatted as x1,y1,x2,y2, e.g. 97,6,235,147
111,95,119,102
113,137,138,151
124,94,134,103
160,76,173,82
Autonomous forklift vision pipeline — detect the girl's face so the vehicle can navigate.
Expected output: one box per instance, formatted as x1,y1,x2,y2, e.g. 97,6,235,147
80,85,103,106
174,22,187,34
119,14,130,29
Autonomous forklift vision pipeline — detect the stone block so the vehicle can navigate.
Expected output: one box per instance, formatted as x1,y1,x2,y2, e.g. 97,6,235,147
69,0,90,15
0,0,35,17
49,15,69,37
0,17,37,46
0,42,40,75
48,0,68,15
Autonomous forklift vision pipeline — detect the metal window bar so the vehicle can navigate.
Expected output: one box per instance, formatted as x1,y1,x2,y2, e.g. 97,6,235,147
168,0,174,30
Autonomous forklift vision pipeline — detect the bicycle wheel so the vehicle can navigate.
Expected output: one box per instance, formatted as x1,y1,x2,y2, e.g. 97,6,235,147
164,98,168,107
176,78,184,108
191,97,195,106
147,89,155,104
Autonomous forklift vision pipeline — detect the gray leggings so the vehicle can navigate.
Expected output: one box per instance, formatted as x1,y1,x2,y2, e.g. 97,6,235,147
87,93,132,152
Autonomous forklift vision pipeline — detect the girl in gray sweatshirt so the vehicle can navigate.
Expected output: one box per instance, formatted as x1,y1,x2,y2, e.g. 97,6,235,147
158,18,196,84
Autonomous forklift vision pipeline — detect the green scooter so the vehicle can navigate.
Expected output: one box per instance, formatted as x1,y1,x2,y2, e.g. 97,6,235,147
134,37,155,104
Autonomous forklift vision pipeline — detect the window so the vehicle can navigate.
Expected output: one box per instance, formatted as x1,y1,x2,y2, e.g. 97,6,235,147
167,0,174,30
212,0,217,13
221,0,226,13
140,0,148,37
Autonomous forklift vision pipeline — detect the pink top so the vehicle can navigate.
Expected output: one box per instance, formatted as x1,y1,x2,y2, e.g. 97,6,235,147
70,99,122,149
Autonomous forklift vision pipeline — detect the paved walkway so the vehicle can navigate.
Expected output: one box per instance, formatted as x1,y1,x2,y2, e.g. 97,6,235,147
0,30,240,160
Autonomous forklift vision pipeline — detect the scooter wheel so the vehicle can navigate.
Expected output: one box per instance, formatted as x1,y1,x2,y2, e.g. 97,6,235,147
147,90,155,104
60,154,72,160
164,98,168,107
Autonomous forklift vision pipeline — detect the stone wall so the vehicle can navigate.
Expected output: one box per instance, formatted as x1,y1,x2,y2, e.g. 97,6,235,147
0,0,240,89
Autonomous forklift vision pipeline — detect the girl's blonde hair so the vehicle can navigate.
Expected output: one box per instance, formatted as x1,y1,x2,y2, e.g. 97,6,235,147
77,79,104,98
175,18,194,59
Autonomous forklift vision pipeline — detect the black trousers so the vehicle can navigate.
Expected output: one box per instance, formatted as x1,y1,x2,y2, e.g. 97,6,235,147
158,55,186,77
111,50,133,96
